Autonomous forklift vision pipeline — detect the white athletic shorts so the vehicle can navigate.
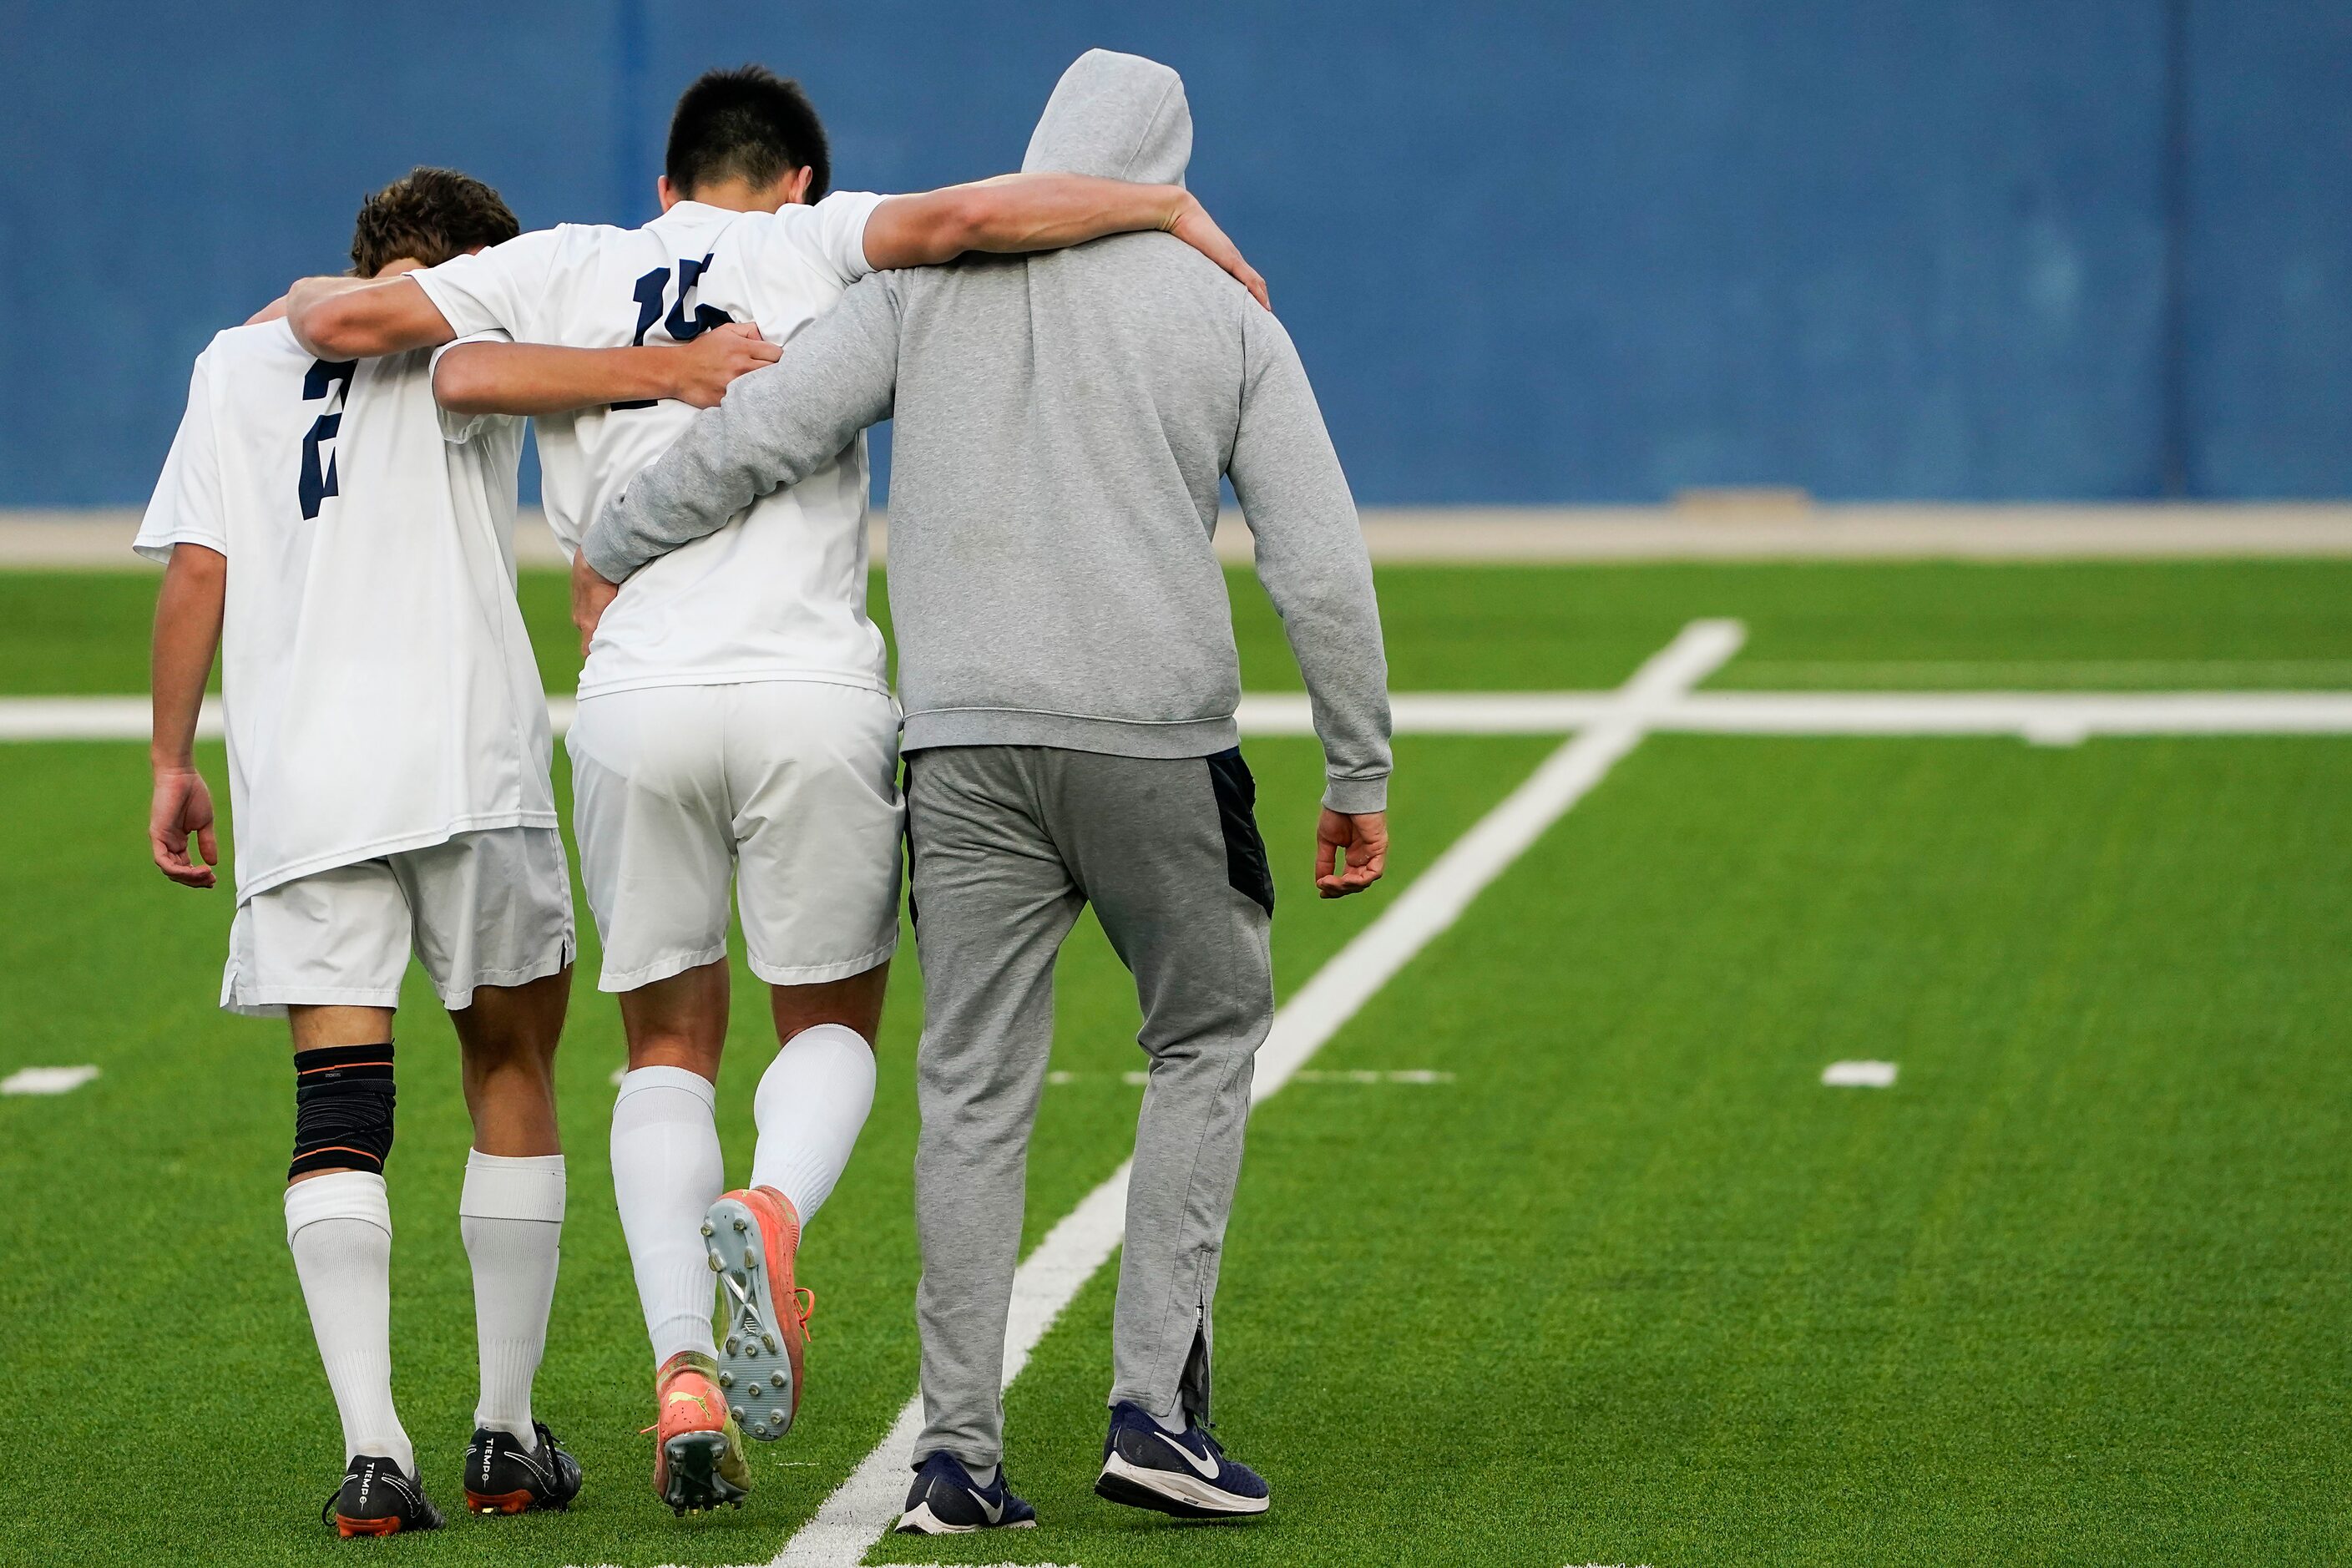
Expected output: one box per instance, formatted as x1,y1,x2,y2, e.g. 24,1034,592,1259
566,680,904,993
221,827,574,1018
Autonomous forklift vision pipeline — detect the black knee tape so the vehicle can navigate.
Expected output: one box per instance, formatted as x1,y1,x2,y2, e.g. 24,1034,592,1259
291,1043,397,1180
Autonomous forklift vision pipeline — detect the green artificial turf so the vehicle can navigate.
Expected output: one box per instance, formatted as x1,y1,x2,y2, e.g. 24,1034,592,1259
0,728,1545,1567
3,563,2349,1565
13,558,2352,696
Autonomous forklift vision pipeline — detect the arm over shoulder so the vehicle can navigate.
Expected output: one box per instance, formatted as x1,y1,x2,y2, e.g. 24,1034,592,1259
411,227,567,341
581,273,904,582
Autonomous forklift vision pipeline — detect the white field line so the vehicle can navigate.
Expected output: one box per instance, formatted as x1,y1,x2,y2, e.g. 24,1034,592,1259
757,620,1745,1568
15,688,2352,746
1,1065,99,1095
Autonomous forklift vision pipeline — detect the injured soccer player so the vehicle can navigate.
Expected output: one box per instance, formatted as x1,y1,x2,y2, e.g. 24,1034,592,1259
143,169,776,1537
281,64,1268,1515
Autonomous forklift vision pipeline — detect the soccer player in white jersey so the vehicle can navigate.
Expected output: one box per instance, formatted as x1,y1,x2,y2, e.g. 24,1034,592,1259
144,169,777,1537
285,67,1267,1514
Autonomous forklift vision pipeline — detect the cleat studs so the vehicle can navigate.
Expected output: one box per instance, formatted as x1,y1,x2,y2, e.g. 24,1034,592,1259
745,1253,758,1270
744,1343,760,1358
725,1336,739,1354
749,1384,763,1399
771,1372,785,1388
701,1222,714,1237
707,1252,722,1272
733,1218,748,1232
717,1371,733,1388
763,1335,778,1353
730,1405,746,1421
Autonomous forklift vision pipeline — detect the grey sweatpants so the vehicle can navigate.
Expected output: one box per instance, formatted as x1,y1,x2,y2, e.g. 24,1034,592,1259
905,744,1276,1468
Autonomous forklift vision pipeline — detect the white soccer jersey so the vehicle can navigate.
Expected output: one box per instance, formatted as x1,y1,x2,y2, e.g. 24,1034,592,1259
134,321,554,903
412,192,891,701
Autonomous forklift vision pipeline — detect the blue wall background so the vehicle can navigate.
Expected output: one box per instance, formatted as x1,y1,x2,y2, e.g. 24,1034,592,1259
2,0,2344,505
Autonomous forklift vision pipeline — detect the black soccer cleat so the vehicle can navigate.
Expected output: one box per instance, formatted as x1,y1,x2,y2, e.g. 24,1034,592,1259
463,1423,584,1514
321,1454,445,1537
894,1451,1038,1535
1095,1401,1271,1520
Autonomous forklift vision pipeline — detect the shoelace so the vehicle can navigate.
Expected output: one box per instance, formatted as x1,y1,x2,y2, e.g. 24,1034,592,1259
720,1273,820,1344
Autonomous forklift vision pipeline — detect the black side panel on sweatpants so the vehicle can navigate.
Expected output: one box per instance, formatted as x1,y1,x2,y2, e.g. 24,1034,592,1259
1206,749,1275,916
901,752,919,931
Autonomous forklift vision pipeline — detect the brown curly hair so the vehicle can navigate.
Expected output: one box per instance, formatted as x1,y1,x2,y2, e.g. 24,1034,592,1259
348,166,519,277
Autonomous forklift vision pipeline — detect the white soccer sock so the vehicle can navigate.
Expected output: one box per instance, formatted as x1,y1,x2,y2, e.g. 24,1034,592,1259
748,1023,877,1227
611,1065,724,1366
286,1171,414,1477
459,1151,565,1449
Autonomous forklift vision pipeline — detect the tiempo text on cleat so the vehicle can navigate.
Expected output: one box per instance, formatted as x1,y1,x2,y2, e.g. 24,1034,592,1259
321,1454,445,1537
463,1422,583,1514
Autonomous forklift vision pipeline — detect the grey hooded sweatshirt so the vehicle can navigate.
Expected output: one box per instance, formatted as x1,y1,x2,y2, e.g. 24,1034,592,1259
584,49,1392,812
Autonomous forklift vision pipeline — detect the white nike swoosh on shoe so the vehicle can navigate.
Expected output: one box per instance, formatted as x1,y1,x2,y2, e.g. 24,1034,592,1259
964,1487,1004,1523
1152,1430,1223,1479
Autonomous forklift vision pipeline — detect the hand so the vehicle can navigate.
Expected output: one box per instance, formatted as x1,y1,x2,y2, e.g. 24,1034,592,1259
150,767,220,889
1314,808,1387,898
666,321,780,408
1167,195,1270,310
571,550,620,656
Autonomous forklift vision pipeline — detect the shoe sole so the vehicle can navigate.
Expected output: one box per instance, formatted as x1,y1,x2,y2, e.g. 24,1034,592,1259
464,1487,538,1515
704,1194,798,1442
1095,1453,1271,1520
333,1510,442,1537
894,1500,1039,1535
660,1430,749,1514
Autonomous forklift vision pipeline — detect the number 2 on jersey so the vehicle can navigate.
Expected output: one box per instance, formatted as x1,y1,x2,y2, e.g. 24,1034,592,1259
614,254,734,409
300,358,357,519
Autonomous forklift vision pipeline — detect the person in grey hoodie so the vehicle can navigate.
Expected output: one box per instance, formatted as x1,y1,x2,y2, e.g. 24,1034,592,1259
580,48,1390,1533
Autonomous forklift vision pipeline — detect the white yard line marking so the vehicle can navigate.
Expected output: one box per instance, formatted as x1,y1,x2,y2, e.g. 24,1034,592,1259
1291,1068,1456,1084
758,620,1744,1568
1,1065,99,1095
1822,1060,1899,1088
1239,689,2352,737
13,686,2352,745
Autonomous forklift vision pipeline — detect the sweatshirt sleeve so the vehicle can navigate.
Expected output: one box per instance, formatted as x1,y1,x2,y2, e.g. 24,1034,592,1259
581,274,903,583
1227,308,1393,813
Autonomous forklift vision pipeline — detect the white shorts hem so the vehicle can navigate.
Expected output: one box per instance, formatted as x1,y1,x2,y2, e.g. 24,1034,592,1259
746,930,901,987
220,982,403,1021
438,939,577,1012
598,943,731,995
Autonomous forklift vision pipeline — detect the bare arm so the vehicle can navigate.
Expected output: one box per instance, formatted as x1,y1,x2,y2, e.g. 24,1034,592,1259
288,274,456,360
149,544,225,889
433,323,781,417
864,174,1269,307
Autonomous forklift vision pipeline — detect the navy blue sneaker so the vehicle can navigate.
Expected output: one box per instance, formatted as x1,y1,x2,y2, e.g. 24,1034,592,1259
894,1451,1039,1535
1095,1401,1271,1519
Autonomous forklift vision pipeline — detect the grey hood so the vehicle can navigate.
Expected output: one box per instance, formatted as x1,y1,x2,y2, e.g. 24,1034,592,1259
1021,49,1191,187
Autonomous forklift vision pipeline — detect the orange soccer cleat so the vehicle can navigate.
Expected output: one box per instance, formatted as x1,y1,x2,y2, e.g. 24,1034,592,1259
702,1186,817,1443
647,1348,750,1514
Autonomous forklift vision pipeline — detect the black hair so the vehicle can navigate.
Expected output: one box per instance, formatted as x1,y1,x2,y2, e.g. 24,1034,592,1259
665,64,830,201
